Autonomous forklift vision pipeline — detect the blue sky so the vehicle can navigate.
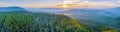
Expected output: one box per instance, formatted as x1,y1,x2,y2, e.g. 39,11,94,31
0,0,120,8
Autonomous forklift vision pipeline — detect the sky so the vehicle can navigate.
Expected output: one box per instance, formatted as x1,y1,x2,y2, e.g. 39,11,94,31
0,0,120,8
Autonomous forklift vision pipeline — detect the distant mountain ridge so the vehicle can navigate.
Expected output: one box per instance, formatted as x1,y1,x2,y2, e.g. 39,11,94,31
0,6,27,12
54,7,120,27
61,7,120,16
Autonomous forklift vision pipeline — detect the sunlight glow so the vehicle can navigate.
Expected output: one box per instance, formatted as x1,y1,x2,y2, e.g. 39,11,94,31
56,0,118,8
60,0,79,8
62,0,70,8
62,4,69,8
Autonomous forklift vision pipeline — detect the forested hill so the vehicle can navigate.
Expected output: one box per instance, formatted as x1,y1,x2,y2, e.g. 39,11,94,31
0,12,119,32
0,12,89,32
0,6,119,32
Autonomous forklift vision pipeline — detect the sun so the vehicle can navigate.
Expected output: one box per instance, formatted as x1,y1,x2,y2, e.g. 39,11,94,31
57,0,79,9
57,0,70,8
62,4,69,8
57,4,70,9
58,4,79,9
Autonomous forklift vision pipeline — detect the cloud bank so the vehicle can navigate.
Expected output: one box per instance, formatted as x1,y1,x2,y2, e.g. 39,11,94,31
77,1,118,8
59,0,119,8
0,2,18,7
0,0,120,8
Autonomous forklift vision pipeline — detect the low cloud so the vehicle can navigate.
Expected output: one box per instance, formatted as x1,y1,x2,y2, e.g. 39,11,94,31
0,2,18,7
77,1,118,8
0,0,119,8
60,0,119,8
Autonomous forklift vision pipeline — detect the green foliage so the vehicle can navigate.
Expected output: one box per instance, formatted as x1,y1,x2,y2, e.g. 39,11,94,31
0,12,119,32
0,13,33,32
0,13,88,32
30,13,89,32
103,29,117,32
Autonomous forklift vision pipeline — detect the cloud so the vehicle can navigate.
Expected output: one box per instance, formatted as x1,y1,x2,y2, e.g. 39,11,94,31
0,2,48,8
76,1,118,8
0,2,18,7
0,0,119,8
60,0,118,8
117,0,120,3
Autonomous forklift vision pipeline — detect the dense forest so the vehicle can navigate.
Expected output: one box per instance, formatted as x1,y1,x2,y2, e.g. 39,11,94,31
0,12,119,32
0,12,87,32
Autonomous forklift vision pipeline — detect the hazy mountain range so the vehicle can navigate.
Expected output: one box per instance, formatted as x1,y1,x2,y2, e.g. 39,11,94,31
25,7,120,29
0,6,27,12
25,7,120,21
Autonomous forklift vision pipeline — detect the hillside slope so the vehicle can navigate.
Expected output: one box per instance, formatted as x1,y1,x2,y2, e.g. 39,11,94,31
0,6,119,32
0,13,88,32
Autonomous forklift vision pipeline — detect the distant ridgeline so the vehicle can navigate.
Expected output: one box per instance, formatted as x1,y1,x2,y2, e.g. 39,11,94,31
0,6,119,32
0,6,27,13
